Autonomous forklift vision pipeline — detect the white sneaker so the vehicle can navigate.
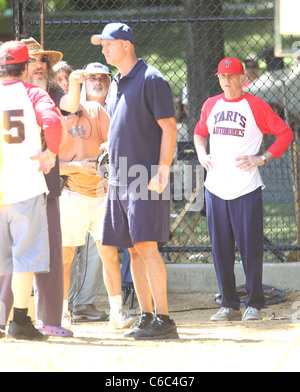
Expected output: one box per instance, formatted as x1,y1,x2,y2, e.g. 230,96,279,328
109,309,135,330
210,307,242,321
243,307,262,321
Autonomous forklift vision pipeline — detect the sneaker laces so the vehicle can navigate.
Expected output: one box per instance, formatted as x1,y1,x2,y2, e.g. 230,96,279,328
148,316,161,329
217,307,230,315
245,307,257,315
119,309,130,319
152,315,171,327
135,313,153,328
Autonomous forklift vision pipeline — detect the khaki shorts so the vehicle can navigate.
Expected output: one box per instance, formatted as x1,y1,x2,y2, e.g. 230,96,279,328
60,189,106,247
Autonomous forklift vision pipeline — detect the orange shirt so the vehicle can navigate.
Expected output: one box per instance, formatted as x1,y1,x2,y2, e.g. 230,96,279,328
59,101,110,197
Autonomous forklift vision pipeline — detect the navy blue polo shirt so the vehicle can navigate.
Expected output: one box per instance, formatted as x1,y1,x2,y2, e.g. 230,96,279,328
106,59,175,187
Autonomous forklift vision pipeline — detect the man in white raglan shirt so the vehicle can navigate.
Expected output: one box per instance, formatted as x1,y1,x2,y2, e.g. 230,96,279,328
0,40,62,340
194,57,294,322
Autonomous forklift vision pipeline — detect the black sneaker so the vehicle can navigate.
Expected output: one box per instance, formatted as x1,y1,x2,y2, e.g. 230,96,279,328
7,317,49,341
124,312,153,336
133,315,179,340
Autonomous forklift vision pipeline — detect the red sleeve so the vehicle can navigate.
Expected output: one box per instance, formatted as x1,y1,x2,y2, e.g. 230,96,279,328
194,94,223,137
245,93,294,159
26,83,62,155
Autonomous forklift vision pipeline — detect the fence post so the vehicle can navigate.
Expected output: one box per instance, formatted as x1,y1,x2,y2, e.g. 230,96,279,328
12,0,27,40
40,0,45,49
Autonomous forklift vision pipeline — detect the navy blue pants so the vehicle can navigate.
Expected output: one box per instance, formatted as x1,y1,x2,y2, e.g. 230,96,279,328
205,188,265,310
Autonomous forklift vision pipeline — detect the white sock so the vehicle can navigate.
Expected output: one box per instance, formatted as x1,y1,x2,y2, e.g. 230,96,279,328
109,295,122,315
63,300,69,315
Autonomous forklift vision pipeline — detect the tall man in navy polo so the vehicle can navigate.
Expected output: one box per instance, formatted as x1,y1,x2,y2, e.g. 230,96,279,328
91,23,179,340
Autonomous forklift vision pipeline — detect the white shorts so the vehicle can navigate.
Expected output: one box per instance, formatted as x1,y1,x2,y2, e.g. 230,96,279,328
60,189,106,246
0,194,50,275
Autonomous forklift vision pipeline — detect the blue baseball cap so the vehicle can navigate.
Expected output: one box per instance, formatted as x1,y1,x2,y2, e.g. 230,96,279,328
91,23,134,45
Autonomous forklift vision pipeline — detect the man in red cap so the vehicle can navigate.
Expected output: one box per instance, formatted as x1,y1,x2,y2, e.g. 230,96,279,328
194,57,294,321
0,40,62,340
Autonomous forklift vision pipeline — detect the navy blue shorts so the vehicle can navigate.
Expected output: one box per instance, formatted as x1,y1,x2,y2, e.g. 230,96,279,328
102,185,171,248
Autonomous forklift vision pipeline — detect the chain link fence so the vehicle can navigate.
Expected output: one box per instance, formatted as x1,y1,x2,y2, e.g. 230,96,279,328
14,0,300,263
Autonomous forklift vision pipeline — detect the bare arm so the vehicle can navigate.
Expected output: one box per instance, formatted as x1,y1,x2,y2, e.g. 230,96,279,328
236,151,274,171
194,134,214,170
148,117,177,194
30,149,57,174
59,70,85,113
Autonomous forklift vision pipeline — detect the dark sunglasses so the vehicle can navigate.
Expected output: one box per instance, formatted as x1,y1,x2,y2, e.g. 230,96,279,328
28,56,48,64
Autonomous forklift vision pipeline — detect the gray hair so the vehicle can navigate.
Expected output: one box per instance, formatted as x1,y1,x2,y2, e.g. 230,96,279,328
52,60,73,76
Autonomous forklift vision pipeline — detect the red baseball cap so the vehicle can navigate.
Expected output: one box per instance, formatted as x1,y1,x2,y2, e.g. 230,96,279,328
0,40,31,65
215,57,244,75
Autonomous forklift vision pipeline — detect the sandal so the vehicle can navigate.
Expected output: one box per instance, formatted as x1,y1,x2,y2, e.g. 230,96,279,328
39,325,73,337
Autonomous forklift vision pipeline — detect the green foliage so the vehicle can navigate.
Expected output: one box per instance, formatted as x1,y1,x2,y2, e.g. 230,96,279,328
0,0,9,13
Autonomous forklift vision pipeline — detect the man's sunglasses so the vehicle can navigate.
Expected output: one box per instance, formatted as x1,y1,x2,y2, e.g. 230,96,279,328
28,56,48,64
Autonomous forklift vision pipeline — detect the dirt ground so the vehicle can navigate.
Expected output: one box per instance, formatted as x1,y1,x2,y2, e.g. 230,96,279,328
0,290,299,373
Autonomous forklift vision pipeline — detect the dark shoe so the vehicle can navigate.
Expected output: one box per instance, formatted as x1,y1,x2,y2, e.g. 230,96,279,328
124,312,153,337
72,304,108,322
133,315,179,340
0,327,5,339
7,317,49,341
